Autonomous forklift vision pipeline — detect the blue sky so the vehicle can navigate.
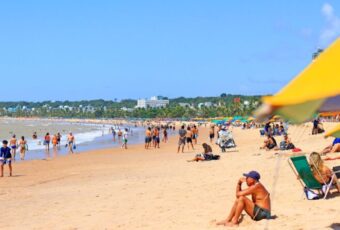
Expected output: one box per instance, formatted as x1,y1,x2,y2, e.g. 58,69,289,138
1,1,340,101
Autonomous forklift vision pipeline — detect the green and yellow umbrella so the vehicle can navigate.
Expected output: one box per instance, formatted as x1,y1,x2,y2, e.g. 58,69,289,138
325,124,340,138
256,38,340,123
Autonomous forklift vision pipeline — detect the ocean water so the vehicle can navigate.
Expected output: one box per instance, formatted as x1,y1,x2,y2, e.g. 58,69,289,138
0,118,177,162
12,126,150,161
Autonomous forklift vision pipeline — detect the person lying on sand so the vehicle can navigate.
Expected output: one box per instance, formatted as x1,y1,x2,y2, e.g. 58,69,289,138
260,134,277,151
187,143,219,162
321,138,340,155
217,171,271,227
309,152,340,191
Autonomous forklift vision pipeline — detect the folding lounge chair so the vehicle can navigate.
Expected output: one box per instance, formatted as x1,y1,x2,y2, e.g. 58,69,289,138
288,155,339,199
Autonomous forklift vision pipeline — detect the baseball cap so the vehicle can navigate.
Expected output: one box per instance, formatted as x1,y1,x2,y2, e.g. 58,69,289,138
243,171,261,181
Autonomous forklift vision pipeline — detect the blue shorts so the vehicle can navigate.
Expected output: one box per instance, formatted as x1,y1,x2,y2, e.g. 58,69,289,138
0,158,12,165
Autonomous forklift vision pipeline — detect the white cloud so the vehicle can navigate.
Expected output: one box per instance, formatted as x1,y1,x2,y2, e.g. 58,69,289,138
319,3,340,46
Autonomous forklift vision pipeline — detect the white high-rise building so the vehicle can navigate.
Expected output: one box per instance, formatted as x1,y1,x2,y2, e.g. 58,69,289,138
136,96,169,109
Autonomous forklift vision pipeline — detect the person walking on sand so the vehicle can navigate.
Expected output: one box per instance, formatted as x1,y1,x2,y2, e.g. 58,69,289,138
44,133,51,151
186,127,195,151
10,135,17,161
121,128,128,149
217,171,271,227
192,125,199,145
67,133,75,153
154,127,160,148
0,140,12,177
177,125,187,153
209,125,215,143
19,136,27,160
162,127,168,143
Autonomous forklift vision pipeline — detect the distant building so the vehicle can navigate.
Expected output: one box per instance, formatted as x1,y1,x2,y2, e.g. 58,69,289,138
198,102,213,109
136,96,169,109
179,103,194,109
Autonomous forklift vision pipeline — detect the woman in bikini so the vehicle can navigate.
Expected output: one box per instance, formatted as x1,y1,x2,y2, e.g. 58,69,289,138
309,152,340,192
19,136,27,160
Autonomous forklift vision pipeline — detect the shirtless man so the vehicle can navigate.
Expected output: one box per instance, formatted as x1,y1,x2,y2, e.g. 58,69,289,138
192,125,199,145
145,127,152,149
9,135,17,161
217,171,271,227
67,133,75,153
186,127,195,151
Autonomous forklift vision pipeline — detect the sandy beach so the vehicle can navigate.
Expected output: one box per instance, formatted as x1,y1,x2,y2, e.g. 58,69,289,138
1,123,340,230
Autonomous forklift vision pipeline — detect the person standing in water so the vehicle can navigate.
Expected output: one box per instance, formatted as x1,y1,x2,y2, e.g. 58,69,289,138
19,136,27,160
44,133,51,152
52,134,58,150
57,133,62,148
9,135,17,161
67,133,75,153
121,128,128,149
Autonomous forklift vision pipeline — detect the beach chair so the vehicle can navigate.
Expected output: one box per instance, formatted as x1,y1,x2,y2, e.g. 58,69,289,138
288,155,339,199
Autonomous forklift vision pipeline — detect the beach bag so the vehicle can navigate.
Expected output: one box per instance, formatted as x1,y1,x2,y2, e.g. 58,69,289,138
333,166,340,178
286,143,295,150
280,141,286,150
73,145,77,150
304,187,320,200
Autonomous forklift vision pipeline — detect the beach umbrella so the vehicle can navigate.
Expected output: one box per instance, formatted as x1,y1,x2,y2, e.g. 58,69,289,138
255,38,340,124
325,124,340,138
248,116,255,121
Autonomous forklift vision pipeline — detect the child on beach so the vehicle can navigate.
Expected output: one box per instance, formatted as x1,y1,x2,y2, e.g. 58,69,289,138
217,171,271,227
0,140,12,177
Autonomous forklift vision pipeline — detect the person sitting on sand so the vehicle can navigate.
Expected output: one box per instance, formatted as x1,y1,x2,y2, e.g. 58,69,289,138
321,137,340,155
260,134,277,151
187,143,219,162
217,171,271,227
279,134,295,150
309,152,340,191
